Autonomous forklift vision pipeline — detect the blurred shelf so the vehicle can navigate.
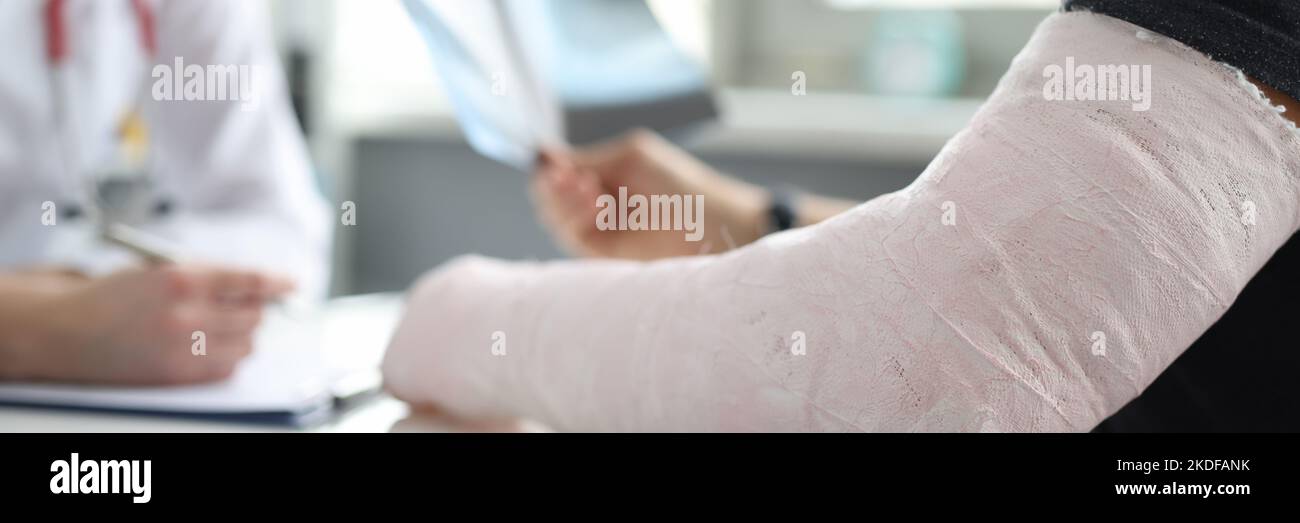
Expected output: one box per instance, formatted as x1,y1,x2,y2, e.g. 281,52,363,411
696,88,981,166
333,87,983,168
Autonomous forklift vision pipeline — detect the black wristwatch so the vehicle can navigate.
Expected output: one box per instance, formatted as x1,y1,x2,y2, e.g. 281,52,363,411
765,186,798,235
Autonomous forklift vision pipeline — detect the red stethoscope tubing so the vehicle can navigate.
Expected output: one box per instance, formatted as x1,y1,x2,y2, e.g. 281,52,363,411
43,0,159,214
45,0,156,64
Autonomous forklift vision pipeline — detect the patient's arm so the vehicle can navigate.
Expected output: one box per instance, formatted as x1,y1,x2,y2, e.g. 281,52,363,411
531,132,859,260
383,12,1300,431
1260,83,1300,126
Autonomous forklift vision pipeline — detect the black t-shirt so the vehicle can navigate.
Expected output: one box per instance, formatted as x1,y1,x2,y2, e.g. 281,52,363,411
1065,0,1300,101
1061,0,1300,431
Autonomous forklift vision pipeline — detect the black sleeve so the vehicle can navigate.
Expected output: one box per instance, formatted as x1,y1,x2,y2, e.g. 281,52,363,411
1063,0,1300,102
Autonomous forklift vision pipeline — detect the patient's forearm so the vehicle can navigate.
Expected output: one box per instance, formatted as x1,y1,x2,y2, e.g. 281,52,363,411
383,13,1300,431
793,193,860,228
1259,83,1300,126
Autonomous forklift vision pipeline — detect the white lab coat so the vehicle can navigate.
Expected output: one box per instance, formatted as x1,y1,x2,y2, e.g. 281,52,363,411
0,0,330,298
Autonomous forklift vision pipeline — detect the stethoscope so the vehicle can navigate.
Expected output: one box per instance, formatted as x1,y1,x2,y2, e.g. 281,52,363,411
45,0,177,261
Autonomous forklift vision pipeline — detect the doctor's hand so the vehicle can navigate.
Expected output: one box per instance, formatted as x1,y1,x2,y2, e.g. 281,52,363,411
531,130,771,260
22,265,294,385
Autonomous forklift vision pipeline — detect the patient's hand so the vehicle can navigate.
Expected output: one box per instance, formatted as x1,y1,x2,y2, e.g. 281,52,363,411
531,130,769,260
1258,83,1300,126
11,265,293,385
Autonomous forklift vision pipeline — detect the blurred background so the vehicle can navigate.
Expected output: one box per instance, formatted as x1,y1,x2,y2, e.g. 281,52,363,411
266,0,1056,295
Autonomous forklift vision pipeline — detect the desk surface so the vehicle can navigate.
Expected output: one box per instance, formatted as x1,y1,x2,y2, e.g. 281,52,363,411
0,394,544,433
0,394,408,433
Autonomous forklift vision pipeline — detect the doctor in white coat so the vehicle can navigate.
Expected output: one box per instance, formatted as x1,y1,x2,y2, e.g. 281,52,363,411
0,0,329,384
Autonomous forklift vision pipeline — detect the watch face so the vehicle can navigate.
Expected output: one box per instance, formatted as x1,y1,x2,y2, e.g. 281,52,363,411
768,188,797,233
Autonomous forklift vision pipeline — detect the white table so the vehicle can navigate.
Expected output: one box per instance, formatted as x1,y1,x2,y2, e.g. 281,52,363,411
0,394,409,433
0,394,544,432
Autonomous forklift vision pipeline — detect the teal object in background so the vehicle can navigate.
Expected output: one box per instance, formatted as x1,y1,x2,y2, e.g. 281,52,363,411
865,10,965,97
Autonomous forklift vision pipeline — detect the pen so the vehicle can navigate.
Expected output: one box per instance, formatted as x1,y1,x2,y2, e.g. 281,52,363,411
101,223,307,316
101,223,179,265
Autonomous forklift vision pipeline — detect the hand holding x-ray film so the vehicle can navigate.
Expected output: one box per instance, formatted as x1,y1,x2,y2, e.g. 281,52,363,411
402,0,717,170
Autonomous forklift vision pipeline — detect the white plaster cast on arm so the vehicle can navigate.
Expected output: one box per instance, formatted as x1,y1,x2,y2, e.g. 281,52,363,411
382,13,1300,431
